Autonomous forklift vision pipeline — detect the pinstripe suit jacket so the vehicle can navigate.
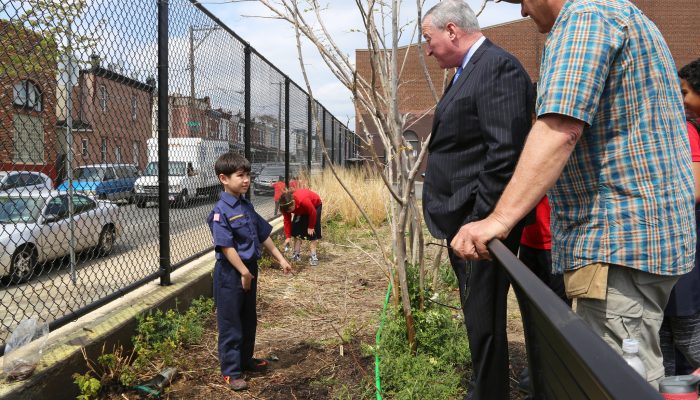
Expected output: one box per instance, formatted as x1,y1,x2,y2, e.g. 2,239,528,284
422,39,534,240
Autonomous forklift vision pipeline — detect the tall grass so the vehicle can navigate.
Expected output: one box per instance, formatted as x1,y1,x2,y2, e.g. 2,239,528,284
305,166,387,227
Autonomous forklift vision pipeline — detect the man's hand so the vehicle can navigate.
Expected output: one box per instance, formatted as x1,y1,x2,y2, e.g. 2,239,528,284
241,271,255,291
450,215,511,260
307,228,315,236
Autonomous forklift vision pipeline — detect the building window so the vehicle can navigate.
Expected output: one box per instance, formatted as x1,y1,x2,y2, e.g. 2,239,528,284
101,138,107,162
99,85,108,112
13,80,42,112
403,130,420,159
115,146,122,163
13,114,44,164
81,139,89,157
131,95,137,121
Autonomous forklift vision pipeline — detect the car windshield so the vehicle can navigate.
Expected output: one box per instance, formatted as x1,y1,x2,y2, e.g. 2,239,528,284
260,166,285,176
74,167,105,181
0,196,45,224
143,161,187,177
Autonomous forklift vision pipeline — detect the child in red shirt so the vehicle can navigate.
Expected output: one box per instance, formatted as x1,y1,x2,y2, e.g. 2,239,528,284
279,189,322,266
272,176,286,216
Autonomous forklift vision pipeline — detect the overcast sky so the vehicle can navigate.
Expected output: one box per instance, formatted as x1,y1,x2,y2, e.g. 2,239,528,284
200,1,525,130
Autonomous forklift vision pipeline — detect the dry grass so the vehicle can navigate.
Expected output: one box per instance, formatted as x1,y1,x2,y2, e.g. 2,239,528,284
306,166,388,227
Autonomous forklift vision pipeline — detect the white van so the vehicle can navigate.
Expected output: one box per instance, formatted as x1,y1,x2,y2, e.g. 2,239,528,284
133,138,229,208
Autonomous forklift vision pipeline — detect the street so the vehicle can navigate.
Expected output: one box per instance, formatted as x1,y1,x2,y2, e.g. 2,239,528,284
0,194,275,343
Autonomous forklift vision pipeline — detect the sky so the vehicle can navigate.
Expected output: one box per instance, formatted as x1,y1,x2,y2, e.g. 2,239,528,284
200,0,526,131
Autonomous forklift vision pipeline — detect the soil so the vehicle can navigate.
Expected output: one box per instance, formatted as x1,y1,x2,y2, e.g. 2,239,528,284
112,224,529,399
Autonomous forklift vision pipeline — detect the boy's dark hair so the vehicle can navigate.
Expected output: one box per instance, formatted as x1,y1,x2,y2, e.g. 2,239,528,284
214,152,251,176
680,58,700,94
279,191,294,212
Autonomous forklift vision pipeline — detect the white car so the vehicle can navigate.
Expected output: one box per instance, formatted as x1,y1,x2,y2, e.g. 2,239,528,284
0,190,121,283
0,171,53,192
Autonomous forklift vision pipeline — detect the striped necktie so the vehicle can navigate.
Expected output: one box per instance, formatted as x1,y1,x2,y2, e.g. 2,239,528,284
452,66,463,84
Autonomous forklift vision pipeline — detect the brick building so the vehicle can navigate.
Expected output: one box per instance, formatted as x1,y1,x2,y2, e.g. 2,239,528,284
0,20,58,179
355,0,700,179
56,62,156,182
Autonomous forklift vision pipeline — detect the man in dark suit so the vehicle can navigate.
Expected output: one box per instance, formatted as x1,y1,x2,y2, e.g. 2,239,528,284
421,1,534,399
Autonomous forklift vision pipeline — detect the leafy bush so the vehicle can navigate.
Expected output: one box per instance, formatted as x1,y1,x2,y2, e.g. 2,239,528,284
376,304,469,400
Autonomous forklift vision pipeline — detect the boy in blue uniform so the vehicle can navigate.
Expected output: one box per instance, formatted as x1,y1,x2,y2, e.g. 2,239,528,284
207,153,292,391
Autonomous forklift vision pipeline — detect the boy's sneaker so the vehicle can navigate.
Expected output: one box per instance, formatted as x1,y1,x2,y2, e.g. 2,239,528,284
243,358,269,373
309,253,319,266
291,252,301,262
223,375,248,391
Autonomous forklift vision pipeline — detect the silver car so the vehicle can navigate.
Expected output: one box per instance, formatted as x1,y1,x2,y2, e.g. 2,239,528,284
0,171,53,192
0,190,121,283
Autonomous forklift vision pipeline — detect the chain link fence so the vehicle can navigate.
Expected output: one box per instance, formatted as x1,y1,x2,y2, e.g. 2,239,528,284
0,0,353,352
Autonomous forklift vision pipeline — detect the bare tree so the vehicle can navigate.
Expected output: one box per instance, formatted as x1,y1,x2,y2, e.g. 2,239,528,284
254,0,488,351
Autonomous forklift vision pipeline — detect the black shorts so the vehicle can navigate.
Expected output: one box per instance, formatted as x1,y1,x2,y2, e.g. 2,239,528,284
291,204,322,240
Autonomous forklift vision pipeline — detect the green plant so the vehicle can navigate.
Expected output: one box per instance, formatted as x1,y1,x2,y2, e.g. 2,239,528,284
74,297,215,397
376,303,470,399
73,373,100,400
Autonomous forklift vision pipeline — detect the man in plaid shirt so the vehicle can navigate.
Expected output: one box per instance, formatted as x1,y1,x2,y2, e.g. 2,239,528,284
452,0,694,388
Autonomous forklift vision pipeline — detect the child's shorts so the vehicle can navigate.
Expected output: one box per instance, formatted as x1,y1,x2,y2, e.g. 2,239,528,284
291,204,322,240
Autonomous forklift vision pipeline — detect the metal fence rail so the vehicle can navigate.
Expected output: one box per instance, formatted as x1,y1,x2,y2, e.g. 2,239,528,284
488,239,662,399
0,0,353,352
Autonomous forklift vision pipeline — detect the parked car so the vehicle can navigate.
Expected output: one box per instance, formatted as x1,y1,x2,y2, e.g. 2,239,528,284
253,164,287,196
0,171,53,192
58,164,140,203
0,190,121,283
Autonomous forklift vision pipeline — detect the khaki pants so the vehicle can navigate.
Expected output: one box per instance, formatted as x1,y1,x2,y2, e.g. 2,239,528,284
573,265,678,389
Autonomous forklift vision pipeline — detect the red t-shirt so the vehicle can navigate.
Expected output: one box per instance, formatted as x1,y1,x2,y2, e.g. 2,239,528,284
520,196,552,250
283,189,322,238
289,179,299,190
688,122,700,162
272,181,286,201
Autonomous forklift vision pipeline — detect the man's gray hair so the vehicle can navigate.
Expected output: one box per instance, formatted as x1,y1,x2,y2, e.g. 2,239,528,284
424,0,480,33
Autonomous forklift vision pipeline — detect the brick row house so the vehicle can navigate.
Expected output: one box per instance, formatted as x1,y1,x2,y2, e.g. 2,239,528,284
0,20,58,180
56,58,156,184
355,0,700,179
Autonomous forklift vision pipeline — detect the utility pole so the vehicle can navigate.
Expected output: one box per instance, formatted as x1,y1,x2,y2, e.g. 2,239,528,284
188,25,220,132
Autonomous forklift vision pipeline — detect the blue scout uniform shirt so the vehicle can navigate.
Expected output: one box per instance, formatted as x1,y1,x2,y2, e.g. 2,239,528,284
207,191,272,262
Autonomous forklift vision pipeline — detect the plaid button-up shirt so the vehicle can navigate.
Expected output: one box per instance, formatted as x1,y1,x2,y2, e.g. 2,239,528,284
538,0,695,275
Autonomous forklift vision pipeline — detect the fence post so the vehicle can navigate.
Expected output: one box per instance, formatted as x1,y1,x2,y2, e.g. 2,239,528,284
321,108,326,169
307,96,312,171
331,118,335,165
284,77,290,182
244,45,251,163
157,0,171,286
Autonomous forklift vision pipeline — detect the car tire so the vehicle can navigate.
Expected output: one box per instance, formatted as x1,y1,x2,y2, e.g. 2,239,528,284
97,226,116,256
127,190,135,204
98,193,107,200
10,246,37,284
135,200,147,208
